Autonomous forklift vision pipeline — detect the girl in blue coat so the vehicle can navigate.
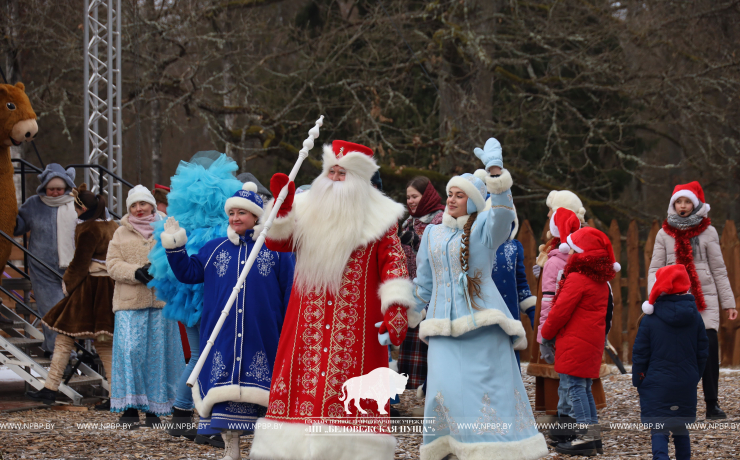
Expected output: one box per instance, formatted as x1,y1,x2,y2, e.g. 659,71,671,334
411,139,548,460
163,182,294,460
634,264,709,460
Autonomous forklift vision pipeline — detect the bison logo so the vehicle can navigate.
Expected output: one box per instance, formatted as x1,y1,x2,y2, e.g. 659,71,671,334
338,367,408,415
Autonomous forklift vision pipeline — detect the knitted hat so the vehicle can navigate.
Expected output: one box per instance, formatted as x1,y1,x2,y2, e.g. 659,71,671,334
447,172,487,214
667,181,710,217
126,185,156,210
224,182,264,217
546,190,586,223
549,208,581,253
566,227,621,272
642,264,692,315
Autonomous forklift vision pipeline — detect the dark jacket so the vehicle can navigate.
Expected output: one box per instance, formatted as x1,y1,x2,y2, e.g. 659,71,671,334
632,293,709,425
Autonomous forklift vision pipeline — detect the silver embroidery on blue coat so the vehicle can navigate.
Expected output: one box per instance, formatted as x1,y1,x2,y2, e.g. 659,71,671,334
244,351,271,383
476,393,506,434
225,401,258,414
214,250,231,277
503,241,516,271
210,350,229,383
256,248,276,277
433,391,459,434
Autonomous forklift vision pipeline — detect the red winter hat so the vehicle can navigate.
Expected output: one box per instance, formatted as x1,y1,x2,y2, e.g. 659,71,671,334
642,264,692,315
566,227,621,272
321,140,378,181
154,184,170,192
668,181,710,217
549,208,581,253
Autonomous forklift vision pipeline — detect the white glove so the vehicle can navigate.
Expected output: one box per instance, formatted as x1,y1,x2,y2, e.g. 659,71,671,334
532,264,541,279
160,217,188,249
375,321,392,346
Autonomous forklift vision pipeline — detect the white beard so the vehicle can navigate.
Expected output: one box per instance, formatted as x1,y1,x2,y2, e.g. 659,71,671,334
292,174,373,294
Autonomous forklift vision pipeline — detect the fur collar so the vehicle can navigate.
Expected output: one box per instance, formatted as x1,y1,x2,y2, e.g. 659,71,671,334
227,224,261,245
442,211,470,230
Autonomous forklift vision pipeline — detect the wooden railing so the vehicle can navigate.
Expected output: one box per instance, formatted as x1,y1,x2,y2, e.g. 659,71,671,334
516,219,740,366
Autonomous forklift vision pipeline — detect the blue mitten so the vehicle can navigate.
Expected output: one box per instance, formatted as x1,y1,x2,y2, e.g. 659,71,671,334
473,138,503,171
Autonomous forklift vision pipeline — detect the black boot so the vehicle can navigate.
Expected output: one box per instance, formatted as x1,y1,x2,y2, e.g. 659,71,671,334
706,402,727,420
555,425,598,457
94,399,110,411
547,413,577,445
168,407,197,440
118,408,140,429
25,387,58,405
143,412,162,427
195,433,225,449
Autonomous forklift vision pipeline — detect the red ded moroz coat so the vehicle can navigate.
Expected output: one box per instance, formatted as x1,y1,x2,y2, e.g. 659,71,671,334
540,271,609,378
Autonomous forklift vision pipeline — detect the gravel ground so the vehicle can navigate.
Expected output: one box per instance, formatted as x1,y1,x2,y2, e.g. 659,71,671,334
1,365,738,459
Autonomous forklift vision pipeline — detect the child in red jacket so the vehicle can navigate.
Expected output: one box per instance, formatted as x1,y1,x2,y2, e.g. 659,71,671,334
541,227,619,457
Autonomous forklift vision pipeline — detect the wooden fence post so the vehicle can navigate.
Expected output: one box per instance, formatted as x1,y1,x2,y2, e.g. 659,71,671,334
719,221,740,366
626,220,641,363
517,219,538,362
607,220,623,362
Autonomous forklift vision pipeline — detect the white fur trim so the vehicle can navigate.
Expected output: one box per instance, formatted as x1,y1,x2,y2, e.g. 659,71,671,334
161,227,187,249
242,181,258,193
509,209,519,239
642,301,654,315
420,432,549,460
224,196,264,217
442,211,470,230
559,242,571,253
473,169,488,181
519,295,537,312
614,262,622,272
447,176,485,212
250,418,396,460
484,169,513,195
668,189,710,217
191,380,269,418
227,226,240,245
416,384,425,399
419,309,527,350
262,199,295,242
378,278,415,313
547,190,586,223
321,144,379,181
566,234,583,253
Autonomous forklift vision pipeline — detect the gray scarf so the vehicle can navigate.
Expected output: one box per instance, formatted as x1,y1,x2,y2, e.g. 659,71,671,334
667,202,705,251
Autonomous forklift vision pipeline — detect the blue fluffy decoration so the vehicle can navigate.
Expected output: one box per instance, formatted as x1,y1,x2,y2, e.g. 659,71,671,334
148,153,243,327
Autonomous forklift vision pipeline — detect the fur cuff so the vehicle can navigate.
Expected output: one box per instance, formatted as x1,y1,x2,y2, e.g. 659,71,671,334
160,228,187,249
263,199,294,241
485,169,513,195
378,278,415,313
519,295,537,312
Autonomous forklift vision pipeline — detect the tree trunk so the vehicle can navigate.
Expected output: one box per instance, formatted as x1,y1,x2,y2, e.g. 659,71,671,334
150,93,162,186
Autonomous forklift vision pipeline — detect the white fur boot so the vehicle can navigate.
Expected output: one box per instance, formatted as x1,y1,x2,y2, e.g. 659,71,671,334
219,430,241,460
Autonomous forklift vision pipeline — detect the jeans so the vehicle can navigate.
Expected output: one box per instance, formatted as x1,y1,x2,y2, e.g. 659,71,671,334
173,324,200,410
557,373,575,418
560,374,597,425
651,429,691,460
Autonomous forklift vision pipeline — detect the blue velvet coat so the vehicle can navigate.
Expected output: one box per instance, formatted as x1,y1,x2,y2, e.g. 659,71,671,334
166,229,294,418
632,294,709,426
491,237,536,326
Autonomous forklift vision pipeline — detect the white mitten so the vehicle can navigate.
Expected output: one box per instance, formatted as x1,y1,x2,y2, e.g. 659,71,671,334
160,217,188,249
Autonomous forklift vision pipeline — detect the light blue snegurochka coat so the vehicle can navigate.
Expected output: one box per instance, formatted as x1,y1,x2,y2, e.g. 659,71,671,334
411,169,548,460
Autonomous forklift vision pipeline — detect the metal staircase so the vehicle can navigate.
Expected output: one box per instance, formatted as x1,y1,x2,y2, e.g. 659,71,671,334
0,159,128,405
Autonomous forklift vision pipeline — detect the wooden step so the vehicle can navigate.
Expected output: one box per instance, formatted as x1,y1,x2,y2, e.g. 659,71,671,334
66,374,102,387
2,278,32,291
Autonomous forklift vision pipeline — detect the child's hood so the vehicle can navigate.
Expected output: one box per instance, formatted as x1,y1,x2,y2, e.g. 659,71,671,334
653,293,698,327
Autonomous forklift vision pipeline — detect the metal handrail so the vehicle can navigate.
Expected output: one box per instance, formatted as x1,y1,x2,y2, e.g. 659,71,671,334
65,164,134,189
6,261,30,280
11,158,43,175
0,229,63,280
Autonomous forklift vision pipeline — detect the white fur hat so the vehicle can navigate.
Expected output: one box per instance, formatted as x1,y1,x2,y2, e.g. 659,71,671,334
126,185,156,210
546,190,586,223
446,173,487,213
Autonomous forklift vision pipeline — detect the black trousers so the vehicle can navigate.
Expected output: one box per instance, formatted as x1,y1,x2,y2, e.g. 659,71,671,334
702,329,719,405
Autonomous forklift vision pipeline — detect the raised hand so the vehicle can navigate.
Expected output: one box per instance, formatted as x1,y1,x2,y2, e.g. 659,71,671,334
269,173,296,218
473,138,503,173
161,216,188,249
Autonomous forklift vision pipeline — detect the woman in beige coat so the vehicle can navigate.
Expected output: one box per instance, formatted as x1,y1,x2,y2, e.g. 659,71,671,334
107,185,185,428
648,181,737,420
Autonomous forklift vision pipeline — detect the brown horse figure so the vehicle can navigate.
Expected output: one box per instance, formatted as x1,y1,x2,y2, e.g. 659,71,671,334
0,82,38,272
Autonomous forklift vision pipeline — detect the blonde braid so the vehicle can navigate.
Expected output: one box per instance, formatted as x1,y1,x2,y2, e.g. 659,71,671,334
459,212,484,310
